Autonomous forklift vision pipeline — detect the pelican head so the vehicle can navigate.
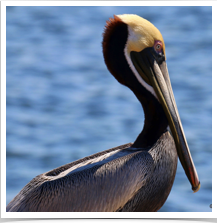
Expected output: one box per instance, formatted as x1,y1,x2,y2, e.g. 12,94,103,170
102,14,200,192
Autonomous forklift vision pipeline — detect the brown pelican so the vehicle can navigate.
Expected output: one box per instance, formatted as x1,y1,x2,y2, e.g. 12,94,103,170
6,14,200,212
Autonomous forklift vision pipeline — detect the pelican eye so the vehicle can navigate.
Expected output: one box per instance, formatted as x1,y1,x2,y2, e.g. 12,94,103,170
154,41,163,53
156,44,161,49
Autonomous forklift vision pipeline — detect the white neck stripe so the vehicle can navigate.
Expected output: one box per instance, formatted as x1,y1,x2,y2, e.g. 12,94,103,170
124,29,159,101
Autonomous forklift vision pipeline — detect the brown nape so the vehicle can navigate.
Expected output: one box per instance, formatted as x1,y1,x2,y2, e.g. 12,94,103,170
102,15,122,59
102,15,129,86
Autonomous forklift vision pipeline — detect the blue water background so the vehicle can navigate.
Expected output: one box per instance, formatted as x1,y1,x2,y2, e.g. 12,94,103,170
6,6,212,212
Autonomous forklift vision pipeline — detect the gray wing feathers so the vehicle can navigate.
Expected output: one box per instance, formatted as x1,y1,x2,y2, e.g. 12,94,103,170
7,150,154,212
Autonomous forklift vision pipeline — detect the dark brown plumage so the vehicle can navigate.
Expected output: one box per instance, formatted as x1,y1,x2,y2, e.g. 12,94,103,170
6,14,199,212
7,132,177,212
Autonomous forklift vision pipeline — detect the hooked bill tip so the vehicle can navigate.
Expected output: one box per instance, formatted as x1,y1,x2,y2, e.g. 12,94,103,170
192,181,200,193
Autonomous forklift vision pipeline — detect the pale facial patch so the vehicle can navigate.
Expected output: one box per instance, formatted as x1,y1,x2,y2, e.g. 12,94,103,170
117,14,165,56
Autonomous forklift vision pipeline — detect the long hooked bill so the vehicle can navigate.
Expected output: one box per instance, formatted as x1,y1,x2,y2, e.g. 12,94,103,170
130,49,200,192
